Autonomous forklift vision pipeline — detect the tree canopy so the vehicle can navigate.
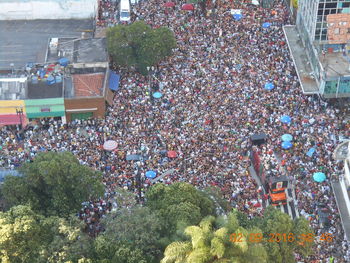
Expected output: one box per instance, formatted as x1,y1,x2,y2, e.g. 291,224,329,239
1,151,104,217
0,205,93,263
107,21,176,74
145,182,216,240
162,207,314,263
162,214,268,263
94,206,161,263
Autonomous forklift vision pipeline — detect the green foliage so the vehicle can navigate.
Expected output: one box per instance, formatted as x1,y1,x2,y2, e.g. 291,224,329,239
113,187,137,208
162,212,268,263
258,207,314,263
203,186,231,213
0,205,93,263
107,21,176,74
145,183,216,239
97,206,162,262
162,207,314,263
1,152,104,217
94,237,148,263
292,217,314,257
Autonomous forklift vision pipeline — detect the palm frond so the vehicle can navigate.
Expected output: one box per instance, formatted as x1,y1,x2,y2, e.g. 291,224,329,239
186,247,212,263
161,241,192,263
210,237,226,258
185,226,206,249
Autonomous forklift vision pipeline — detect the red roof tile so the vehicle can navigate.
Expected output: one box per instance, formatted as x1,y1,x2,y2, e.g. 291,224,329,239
72,73,105,97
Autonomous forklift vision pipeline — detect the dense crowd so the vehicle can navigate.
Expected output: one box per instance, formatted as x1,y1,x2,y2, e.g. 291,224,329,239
1,0,350,261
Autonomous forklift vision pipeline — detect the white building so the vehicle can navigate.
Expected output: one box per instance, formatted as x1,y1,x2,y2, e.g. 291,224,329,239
0,0,97,20
333,140,350,240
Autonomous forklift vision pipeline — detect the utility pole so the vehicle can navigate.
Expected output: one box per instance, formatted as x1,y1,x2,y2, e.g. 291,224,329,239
16,107,23,130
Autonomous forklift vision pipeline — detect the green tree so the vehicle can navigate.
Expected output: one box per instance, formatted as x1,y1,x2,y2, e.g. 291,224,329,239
1,152,104,217
0,205,93,263
96,206,162,262
258,206,314,263
39,216,94,263
93,238,148,263
162,214,268,263
145,183,216,241
107,21,176,74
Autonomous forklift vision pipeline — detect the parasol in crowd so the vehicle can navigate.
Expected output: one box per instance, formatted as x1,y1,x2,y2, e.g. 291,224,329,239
181,3,194,10
153,92,163,98
103,140,118,151
164,1,175,7
264,82,274,90
281,141,293,150
281,134,293,142
146,170,157,179
167,150,178,158
313,172,326,183
262,22,271,28
280,115,292,124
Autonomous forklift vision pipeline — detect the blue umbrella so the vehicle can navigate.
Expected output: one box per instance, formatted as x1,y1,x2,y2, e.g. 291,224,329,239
280,115,292,124
264,82,274,90
313,172,326,183
262,22,271,28
146,170,157,179
233,14,242,21
281,141,293,149
126,154,141,161
282,134,293,142
306,147,316,157
153,92,163,99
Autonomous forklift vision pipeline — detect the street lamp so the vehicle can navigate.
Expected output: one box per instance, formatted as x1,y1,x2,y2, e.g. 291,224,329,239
16,107,23,130
147,66,155,100
135,162,142,203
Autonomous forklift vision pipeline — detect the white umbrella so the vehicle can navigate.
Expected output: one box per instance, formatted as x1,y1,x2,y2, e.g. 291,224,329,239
103,140,118,151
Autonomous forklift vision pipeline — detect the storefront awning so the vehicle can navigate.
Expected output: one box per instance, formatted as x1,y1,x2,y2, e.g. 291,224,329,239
0,114,22,125
0,100,25,114
109,71,120,91
25,98,65,119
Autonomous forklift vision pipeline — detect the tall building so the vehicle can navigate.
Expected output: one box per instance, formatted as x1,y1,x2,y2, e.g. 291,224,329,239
298,0,350,42
284,0,350,98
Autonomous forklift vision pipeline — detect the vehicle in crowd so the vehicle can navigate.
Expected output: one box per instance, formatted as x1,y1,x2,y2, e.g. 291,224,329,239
119,0,131,23
250,133,293,209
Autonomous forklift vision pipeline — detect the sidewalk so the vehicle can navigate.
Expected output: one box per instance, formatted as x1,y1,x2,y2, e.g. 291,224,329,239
331,180,350,241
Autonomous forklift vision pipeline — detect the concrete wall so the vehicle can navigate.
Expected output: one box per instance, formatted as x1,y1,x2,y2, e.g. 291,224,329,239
0,0,97,20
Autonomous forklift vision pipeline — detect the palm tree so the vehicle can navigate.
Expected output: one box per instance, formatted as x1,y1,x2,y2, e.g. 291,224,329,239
161,214,267,263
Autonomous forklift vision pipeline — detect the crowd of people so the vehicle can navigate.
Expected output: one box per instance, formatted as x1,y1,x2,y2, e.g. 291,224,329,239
1,0,350,261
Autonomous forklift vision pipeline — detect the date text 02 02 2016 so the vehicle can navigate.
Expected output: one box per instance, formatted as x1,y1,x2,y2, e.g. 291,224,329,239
229,233,334,244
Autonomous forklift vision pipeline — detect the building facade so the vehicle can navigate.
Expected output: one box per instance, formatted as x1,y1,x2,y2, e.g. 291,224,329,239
0,0,97,20
287,0,350,98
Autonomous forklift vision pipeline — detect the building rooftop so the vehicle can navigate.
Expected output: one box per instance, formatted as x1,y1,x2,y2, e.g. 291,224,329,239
46,38,108,64
0,19,93,70
321,52,350,78
72,73,105,97
75,38,108,64
0,77,27,100
27,80,63,99
283,25,319,95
